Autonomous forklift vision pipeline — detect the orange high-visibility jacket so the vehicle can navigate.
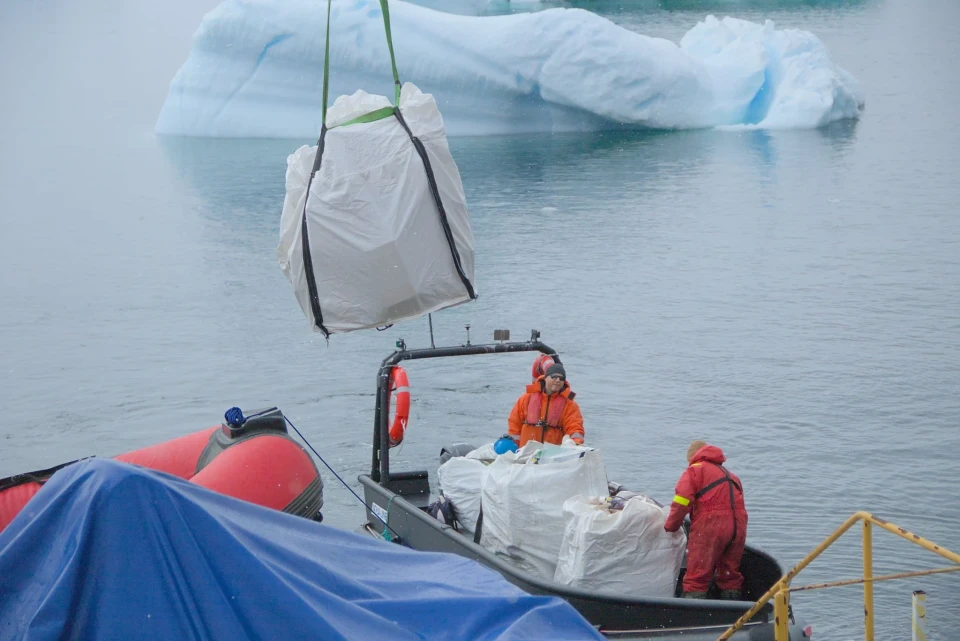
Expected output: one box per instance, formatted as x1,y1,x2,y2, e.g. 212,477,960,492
507,377,584,446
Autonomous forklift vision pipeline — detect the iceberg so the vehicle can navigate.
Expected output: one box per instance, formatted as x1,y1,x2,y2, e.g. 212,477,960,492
405,0,511,15
155,0,864,138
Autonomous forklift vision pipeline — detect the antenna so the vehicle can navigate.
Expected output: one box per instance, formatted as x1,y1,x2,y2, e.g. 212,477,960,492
465,323,471,346
427,313,436,348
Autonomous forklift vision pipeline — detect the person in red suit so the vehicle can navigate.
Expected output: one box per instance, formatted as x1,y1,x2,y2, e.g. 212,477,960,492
664,440,748,600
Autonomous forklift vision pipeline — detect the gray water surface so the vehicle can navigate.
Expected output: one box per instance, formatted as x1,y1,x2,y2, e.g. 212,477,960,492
1,0,958,639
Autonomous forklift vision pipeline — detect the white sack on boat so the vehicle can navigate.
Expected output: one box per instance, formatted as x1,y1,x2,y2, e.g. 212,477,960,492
278,83,476,336
437,456,488,533
554,495,686,597
464,442,498,462
480,442,609,580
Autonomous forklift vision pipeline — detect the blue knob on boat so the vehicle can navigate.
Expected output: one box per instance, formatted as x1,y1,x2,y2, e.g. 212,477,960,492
225,407,246,427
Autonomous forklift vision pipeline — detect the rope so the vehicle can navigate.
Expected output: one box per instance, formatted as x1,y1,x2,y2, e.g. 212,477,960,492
283,415,401,541
381,495,398,541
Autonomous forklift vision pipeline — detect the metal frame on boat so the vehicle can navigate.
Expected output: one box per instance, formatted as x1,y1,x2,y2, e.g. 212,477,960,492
358,330,812,640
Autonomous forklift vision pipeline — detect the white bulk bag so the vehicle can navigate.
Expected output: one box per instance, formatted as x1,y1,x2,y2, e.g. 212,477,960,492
554,495,686,597
437,456,487,533
464,442,498,462
278,83,476,336
479,443,609,580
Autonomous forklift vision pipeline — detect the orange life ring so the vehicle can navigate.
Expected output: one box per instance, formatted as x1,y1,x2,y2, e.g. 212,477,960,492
531,354,555,381
388,366,410,447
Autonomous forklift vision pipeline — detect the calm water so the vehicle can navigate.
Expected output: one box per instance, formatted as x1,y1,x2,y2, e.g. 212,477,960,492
1,0,958,638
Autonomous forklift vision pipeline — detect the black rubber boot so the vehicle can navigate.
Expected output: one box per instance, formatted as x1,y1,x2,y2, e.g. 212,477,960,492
682,591,708,599
720,589,743,600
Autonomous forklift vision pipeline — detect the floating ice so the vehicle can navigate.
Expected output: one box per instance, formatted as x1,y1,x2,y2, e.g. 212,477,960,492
155,0,864,138
405,0,510,15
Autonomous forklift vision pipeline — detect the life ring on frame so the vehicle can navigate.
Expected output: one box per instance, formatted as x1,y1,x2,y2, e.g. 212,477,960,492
388,366,411,447
531,353,555,382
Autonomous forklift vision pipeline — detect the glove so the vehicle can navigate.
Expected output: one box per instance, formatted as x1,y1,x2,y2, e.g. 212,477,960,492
494,436,519,455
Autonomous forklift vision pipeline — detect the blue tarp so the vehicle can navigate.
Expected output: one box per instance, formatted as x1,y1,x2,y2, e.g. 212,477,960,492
0,458,603,641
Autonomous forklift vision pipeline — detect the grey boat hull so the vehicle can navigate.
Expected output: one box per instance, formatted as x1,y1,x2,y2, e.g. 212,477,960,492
359,473,812,641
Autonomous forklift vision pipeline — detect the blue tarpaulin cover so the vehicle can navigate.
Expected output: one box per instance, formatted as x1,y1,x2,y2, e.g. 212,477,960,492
0,458,603,641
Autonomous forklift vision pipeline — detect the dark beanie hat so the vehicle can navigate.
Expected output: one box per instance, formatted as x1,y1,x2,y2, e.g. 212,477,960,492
545,363,566,380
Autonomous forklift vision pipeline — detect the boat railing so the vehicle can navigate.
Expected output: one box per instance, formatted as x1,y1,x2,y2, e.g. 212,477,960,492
716,511,960,641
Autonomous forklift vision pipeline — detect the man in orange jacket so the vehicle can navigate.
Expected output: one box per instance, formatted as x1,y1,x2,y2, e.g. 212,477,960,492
505,363,584,447
664,440,748,600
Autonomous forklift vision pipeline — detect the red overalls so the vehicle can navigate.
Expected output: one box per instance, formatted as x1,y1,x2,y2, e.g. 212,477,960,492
664,445,748,594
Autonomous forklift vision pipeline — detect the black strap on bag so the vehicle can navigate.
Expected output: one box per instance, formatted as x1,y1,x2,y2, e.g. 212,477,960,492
473,503,484,544
390,108,476,300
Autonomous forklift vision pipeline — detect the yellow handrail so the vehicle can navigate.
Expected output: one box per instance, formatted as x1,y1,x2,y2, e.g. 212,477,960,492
716,511,960,641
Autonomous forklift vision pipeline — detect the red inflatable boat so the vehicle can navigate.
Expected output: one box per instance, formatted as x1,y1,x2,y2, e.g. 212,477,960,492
0,407,323,533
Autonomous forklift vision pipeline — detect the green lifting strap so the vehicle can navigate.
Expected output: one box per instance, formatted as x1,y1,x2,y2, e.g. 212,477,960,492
321,0,403,129
321,0,332,127
378,0,402,107
338,106,396,128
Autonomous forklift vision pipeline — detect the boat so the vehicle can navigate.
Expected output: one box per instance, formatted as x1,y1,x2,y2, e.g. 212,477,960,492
0,407,323,533
358,329,814,640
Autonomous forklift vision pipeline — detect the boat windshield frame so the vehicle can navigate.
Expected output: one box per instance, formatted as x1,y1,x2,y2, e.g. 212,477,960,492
371,329,559,483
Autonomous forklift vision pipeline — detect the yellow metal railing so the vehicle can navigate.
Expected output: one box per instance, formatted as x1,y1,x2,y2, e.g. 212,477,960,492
717,511,960,641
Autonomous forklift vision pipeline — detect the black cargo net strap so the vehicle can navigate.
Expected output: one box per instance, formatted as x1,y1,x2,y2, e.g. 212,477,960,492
473,503,484,544
298,0,335,337
300,125,330,337
392,107,477,300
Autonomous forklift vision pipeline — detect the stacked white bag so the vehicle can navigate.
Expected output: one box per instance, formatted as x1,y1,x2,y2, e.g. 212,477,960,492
437,462,485,534
479,442,609,580
436,442,500,533
554,495,686,597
